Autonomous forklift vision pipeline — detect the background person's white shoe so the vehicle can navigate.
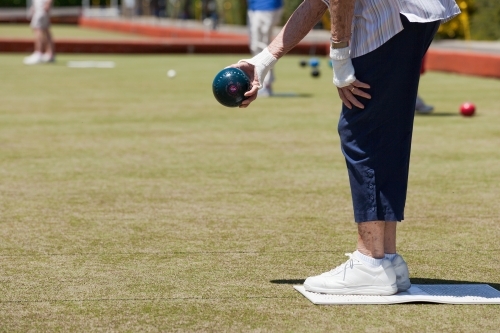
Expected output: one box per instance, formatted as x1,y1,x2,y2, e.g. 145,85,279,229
23,52,43,65
415,95,434,114
258,86,272,98
303,253,397,295
41,53,55,63
391,254,411,292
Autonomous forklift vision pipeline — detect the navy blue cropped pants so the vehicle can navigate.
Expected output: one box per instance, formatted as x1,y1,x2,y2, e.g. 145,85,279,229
339,15,440,222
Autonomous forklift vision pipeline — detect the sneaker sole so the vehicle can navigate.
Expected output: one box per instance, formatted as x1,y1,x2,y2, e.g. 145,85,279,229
304,283,398,296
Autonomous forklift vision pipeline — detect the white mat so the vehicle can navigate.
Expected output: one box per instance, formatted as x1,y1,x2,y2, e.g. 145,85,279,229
294,284,500,304
67,61,116,68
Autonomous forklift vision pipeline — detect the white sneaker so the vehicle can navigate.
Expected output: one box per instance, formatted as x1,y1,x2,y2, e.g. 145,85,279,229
391,254,411,292
415,95,434,114
41,53,55,63
258,86,272,98
23,52,43,65
304,253,397,295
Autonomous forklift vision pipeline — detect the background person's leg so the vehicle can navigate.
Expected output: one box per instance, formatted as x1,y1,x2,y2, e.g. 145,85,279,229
247,10,263,56
24,28,44,65
42,28,55,62
247,11,272,96
261,9,283,94
34,29,43,54
251,11,272,96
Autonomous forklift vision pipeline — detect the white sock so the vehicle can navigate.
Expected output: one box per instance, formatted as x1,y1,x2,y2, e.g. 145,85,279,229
353,250,383,268
385,253,397,261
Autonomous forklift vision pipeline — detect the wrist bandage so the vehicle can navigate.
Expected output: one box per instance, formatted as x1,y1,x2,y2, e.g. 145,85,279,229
238,48,278,89
330,47,356,88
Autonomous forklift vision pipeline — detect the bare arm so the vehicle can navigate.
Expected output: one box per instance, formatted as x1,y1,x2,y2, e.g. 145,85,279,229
328,0,371,109
329,0,355,42
268,0,328,58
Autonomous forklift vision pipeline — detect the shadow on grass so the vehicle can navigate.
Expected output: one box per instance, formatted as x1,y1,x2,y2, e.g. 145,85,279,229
270,278,500,291
415,112,460,117
410,278,500,291
271,279,305,285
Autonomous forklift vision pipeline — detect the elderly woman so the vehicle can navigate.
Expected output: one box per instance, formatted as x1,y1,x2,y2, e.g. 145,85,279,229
231,0,459,295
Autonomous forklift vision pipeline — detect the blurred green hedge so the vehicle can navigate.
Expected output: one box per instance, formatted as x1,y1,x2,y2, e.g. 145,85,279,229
435,0,500,40
0,0,25,6
470,0,500,40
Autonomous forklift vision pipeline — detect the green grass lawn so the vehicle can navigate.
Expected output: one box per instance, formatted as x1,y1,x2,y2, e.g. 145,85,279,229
0,53,499,332
0,23,153,40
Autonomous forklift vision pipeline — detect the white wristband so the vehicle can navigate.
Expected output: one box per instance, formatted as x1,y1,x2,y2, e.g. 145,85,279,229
238,48,278,89
330,47,356,88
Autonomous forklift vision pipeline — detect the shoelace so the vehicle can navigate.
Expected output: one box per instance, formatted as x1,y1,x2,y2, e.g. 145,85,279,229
328,253,356,278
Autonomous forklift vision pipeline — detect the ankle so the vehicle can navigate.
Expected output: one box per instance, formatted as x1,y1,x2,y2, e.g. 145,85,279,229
353,250,384,267
356,246,385,259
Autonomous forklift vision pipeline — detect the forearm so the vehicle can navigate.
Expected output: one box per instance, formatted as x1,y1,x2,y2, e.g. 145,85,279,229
329,0,355,42
267,0,327,58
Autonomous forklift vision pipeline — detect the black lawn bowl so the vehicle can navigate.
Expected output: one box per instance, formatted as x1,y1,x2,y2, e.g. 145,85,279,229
212,67,252,108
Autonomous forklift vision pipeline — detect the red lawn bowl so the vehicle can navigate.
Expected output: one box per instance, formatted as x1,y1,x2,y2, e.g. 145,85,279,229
460,102,476,117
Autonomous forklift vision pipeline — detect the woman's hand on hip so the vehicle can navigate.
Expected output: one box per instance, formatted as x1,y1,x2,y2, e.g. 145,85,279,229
337,79,371,109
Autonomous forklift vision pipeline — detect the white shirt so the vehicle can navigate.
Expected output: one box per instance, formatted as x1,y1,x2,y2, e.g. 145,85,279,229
323,0,461,58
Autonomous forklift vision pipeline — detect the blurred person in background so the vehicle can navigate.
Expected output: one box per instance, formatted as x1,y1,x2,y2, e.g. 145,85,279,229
24,0,55,65
247,0,283,97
